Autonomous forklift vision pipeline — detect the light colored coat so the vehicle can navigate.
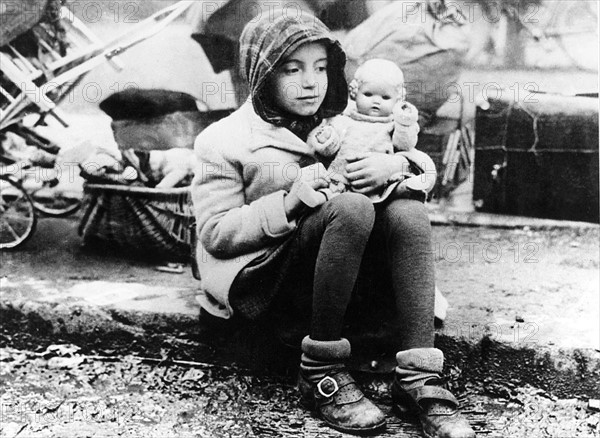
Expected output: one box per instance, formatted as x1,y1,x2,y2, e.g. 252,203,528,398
191,101,436,319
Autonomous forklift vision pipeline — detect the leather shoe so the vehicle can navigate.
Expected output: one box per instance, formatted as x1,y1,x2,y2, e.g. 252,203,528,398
298,369,386,434
391,378,475,438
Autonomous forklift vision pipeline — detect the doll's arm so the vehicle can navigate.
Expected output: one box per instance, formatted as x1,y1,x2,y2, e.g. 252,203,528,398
307,120,342,157
392,102,420,151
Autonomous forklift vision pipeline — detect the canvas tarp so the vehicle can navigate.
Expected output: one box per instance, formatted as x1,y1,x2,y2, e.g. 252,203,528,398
343,1,470,118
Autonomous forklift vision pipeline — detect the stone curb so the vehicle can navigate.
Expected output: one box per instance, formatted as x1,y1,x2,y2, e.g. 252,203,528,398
427,209,600,230
1,299,598,399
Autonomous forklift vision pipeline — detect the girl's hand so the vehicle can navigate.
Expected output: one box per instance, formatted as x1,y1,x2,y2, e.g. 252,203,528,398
345,153,410,194
285,163,330,218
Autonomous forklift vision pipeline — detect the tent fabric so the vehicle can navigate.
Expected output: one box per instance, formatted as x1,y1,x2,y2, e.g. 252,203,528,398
342,1,470,118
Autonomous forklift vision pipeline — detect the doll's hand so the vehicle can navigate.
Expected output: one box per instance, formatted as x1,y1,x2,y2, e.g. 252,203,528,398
311,125,340,157
394,102,419,126
316,125,333,143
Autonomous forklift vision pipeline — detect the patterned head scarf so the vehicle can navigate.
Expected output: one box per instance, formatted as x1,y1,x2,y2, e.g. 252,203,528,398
239,12,348,140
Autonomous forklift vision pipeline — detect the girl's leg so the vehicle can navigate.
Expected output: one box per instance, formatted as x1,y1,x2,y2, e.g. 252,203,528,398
375,198,435,350
376,199,475,438
296,192,376,340
290,193,386,433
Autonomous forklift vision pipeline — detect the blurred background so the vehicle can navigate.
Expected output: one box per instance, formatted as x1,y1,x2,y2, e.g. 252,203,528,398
55,0,598,114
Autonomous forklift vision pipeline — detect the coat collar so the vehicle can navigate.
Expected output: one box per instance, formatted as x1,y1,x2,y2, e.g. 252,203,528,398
241,101,314,155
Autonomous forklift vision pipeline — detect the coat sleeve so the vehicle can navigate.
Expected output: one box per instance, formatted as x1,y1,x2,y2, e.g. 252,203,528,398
191,134,296,259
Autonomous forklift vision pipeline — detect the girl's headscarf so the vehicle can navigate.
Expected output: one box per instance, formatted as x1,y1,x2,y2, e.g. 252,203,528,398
239,12,348,140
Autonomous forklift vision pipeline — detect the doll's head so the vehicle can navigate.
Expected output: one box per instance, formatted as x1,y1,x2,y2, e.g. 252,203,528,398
349,59,406,117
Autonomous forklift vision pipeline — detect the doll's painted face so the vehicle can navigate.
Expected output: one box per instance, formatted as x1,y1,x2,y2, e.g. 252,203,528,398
272,42,329,117
355,79,401,117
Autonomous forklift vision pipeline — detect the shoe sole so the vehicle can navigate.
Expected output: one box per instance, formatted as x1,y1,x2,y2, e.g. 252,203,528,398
392,401,473,438
324,418,387,436
300,398,387,435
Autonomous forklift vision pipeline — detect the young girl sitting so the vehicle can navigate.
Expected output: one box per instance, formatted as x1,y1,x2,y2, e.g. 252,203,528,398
192,12,474,438
297,58,432,207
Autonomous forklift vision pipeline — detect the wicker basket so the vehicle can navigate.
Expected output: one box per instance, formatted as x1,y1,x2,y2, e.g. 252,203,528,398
78,184,195,262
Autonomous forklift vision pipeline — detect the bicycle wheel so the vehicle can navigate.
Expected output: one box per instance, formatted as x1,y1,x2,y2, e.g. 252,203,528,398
30,189,82,217
0,176,37,250
554,1,599,71
29,180,82,217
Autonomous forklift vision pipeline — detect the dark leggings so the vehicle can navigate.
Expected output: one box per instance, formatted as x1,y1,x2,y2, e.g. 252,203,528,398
286,192,435,350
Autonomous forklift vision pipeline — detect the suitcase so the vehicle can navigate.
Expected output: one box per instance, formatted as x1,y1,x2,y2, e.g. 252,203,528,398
473,92,599,223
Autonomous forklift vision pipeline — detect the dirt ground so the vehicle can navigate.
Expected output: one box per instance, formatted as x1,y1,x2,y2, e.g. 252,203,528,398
1,343,598,438
2,217,597,437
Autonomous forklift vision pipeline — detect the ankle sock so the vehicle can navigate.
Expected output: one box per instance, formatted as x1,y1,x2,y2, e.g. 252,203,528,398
395,347,444,390
300,336,351,381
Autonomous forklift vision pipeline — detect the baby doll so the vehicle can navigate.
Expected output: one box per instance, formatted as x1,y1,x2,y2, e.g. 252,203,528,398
298,58,428,207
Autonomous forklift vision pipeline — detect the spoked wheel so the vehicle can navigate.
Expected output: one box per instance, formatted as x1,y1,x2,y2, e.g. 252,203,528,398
0,176,37,250
23,168,82,217
29,179,82,217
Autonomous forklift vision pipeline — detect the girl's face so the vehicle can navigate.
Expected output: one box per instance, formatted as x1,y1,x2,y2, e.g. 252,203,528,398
272,42,328,117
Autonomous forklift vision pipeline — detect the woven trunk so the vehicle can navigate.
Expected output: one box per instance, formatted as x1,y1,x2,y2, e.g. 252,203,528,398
473,92,599,223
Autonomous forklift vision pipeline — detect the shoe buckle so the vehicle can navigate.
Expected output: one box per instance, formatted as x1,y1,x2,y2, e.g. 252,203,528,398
317,376,339,398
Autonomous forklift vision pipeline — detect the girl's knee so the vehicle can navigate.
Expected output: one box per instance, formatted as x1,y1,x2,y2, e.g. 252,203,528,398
324,193,375,232
329,193,375,219
384,199,431,237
